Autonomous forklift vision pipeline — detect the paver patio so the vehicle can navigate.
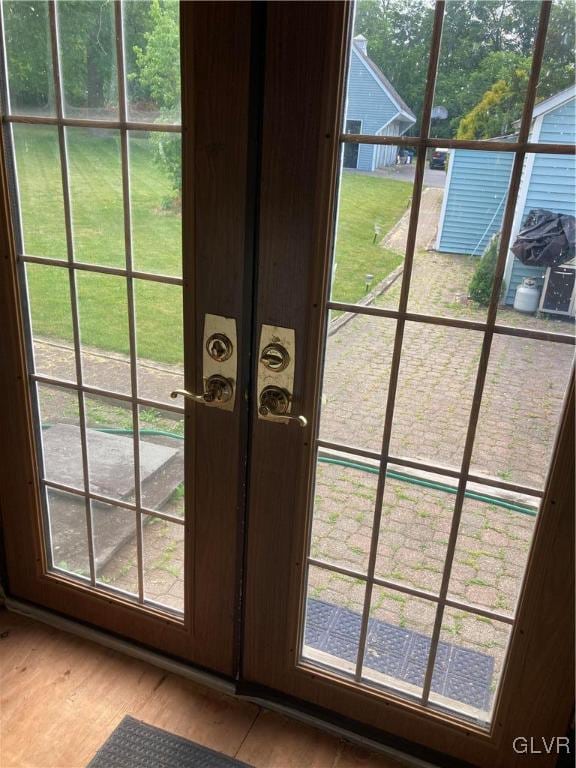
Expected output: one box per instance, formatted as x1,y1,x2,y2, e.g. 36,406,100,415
309,186,573,710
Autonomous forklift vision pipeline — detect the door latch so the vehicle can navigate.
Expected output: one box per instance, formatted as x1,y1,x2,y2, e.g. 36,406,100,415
170,314,237,411
259,385,307,426
171,374,233,406
257,325,307,427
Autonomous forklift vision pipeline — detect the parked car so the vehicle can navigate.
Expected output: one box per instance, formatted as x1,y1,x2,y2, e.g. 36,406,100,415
429,149,448,170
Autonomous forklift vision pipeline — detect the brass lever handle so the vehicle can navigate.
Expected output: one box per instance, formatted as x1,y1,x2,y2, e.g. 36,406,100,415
170,388,211,403
171,375,234,406
258,386,307,427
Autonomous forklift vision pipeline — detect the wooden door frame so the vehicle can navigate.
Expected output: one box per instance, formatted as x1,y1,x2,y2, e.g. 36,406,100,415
0,1,255,677
242,3,575,766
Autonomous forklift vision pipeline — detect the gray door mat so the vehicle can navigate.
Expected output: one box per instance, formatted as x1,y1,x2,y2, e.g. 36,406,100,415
305,598,494,712
87,716,252,768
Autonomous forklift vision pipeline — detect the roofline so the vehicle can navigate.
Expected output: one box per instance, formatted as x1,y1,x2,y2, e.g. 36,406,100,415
351,44,416,124
531,84,576,118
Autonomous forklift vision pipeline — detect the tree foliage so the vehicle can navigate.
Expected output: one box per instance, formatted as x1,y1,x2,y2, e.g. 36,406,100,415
132,0,180,112
469,235,503,305
3,0,574,195
457,58,530,139
354,0,575,138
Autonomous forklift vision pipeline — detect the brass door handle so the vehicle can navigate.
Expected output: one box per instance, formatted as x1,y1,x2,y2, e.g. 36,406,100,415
171,375,234,406
258,386,307,427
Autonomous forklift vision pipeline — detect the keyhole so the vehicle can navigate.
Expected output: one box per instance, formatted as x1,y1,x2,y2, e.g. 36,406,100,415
261,343,290,371
206,333,233,362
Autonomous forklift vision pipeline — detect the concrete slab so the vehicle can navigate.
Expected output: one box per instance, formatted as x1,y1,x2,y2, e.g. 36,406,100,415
43,424,178,499
44,424,183,576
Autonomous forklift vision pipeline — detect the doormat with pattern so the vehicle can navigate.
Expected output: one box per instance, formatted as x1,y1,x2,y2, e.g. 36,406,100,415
87,716,252,768
305,598,494,712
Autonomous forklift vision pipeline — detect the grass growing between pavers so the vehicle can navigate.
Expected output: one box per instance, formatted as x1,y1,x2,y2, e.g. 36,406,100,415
331,171,411,304
17,124,412,362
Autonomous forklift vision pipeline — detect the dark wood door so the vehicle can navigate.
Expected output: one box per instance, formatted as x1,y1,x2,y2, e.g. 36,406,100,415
0,1,254,676
242,3,575,766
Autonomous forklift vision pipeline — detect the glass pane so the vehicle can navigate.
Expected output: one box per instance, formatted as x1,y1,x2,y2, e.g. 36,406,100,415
349,1,433,133
448,491,537,617
123,0,180,125
12,125,66,259
429,608,512,724
319,315,396,452
77,272,131,395
331,150,413,309
37,382,83,488
138,407,184,515
309,455,378,573
67,127,125,267
93,501,139,595
470,335,574,488
84,394,135,501
26,264,76,382
498,154,576,333
536,0,575,103
410,149,513,321
430,1,538,140
375,475,454,594
302,566,367,677
45,488,90,579
362,587,437,699
2,0,55,116
58,0,118,120
129,131,182,276
143,515,184,613
389,322,483,469
135,280,183,405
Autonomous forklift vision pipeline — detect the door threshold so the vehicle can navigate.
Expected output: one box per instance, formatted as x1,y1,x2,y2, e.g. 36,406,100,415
5,597,443,768
4,597,235,696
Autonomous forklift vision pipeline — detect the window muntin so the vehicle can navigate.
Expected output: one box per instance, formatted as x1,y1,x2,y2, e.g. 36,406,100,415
301,0,575,728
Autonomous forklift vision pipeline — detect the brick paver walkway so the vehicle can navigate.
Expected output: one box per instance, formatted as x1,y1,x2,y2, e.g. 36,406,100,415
311,191,573,702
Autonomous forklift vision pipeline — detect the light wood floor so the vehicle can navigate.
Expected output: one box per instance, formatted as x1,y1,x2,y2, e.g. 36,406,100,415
0,609,412,768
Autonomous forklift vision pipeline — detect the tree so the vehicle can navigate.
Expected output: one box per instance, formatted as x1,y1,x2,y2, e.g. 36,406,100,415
3,1,53,109
457,58,530,139
133,0,181,199
132,0,180,112
351,0,573,139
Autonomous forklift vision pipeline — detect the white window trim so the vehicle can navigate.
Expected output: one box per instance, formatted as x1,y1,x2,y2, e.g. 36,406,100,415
434,148,456,251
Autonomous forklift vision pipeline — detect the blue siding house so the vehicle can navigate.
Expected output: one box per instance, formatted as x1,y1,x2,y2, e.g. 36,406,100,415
436,86,576,305
343,36,416,170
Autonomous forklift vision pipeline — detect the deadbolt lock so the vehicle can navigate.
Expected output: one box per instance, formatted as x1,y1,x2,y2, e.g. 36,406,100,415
206,332,233,362
170,315,237,410
260,342,290,372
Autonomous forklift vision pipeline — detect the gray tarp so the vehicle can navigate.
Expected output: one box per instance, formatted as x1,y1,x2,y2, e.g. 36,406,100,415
512,208,575,267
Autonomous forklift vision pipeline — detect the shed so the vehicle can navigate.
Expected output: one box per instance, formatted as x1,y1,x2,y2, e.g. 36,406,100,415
343,35,416,171
435,85,576,305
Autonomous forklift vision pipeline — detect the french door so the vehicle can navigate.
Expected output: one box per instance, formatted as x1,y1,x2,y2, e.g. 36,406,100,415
0,2,573,767
0,1,254,674
243,2,574,767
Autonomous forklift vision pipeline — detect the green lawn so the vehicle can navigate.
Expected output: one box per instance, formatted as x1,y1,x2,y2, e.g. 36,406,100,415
332,172,411,304
17,126,411,364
